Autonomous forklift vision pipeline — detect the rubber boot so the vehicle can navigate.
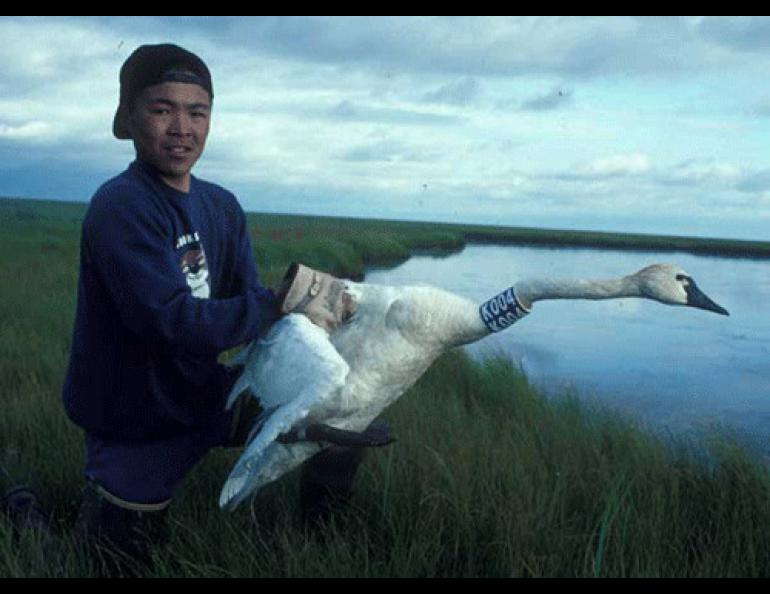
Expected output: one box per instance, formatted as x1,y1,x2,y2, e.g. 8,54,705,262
1,486,53,534
75,480,169,577
299,419,391,526
1,485,72,576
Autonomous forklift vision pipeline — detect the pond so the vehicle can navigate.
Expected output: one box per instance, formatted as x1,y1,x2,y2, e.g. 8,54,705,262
365,243,770,460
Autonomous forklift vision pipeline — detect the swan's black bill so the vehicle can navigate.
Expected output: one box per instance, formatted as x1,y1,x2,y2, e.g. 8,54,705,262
278,422,395,448
685,280,729,316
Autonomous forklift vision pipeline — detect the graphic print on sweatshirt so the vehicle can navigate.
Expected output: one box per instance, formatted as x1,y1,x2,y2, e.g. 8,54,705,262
176,232,210,299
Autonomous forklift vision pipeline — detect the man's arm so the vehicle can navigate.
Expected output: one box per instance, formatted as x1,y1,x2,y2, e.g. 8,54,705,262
83,193,279,355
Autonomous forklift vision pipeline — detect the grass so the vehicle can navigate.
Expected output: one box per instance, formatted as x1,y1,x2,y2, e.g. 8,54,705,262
1,196,769,577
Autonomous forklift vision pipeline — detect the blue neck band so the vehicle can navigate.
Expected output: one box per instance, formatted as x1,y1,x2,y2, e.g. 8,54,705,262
479,287,529,333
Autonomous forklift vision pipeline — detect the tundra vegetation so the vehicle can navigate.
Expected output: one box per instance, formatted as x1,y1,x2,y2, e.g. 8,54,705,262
1,197,769,577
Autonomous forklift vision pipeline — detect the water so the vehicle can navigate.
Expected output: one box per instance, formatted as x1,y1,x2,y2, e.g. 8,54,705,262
365,244,770,459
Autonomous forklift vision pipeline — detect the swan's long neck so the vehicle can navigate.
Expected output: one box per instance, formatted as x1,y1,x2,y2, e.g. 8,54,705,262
437,274,647,348
513,275,640,309
452,274,641,346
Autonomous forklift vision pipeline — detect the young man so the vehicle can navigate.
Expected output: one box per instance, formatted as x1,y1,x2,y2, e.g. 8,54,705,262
53,44,367,566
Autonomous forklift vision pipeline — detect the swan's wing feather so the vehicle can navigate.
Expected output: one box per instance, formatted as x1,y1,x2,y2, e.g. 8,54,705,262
219,382,337,509
219,441,319,510
219,314,350,508
225,314,349,410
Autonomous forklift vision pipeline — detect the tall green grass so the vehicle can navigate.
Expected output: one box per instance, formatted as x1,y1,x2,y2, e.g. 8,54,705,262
1,196,769,577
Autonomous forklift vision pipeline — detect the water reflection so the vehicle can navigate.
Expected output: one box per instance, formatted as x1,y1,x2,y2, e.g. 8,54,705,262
365,244,770,459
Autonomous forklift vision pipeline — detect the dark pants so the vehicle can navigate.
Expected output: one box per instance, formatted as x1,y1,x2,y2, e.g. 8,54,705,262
78,393,380,568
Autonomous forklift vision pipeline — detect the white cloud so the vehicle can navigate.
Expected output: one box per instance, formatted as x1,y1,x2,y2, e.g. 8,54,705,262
664,160,743,187
736,169,770,194
2,17,770,239
422,77,479,106
697,16,770,53
581,153,651,177
0,121,51,140
519,86,573,111
198,16,770,88
0,18,118,83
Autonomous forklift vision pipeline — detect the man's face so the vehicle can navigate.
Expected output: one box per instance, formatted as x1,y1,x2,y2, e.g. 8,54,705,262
126,81,211,191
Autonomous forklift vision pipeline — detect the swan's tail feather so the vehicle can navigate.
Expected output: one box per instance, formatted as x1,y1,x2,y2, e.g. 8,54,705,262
218,442,319,510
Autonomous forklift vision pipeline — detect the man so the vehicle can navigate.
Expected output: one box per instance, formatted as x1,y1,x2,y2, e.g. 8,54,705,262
51,43,367,567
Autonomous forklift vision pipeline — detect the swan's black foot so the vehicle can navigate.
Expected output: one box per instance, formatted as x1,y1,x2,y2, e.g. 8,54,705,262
278,421,395,448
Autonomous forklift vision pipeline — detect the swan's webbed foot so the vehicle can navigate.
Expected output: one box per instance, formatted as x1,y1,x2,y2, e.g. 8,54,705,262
277,421,395,448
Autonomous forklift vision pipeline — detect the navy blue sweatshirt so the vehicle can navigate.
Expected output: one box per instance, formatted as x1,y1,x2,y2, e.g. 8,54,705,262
62,160,280,442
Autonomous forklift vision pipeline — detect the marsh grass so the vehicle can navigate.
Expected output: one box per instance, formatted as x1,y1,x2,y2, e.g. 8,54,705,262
1,197,769,577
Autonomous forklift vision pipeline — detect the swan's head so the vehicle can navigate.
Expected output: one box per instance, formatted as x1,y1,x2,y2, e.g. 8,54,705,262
631,264,729,315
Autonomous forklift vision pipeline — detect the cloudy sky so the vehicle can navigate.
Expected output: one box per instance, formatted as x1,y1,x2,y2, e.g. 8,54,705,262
2,16,770,240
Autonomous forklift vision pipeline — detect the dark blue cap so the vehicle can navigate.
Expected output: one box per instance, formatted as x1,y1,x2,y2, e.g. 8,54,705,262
113,43,213,140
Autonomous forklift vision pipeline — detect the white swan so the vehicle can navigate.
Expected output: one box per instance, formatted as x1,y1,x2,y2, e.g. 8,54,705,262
219,262,728,510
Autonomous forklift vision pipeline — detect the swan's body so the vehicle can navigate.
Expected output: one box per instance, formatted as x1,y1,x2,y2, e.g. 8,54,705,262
219,263,727,509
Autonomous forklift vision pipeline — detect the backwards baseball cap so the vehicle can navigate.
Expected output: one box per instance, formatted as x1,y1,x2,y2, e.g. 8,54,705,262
113,43,214,140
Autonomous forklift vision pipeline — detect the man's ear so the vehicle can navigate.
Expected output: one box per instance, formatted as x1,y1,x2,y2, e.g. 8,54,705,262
120,109,134,139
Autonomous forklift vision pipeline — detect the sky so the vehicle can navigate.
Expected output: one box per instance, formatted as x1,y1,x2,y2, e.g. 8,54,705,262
2,16,770,240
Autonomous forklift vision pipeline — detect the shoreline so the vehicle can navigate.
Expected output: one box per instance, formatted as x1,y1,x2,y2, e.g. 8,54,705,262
3,196,770,261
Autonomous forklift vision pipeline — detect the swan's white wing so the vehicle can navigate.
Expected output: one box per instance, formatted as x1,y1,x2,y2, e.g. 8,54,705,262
219,314,350,509
226,314,349,410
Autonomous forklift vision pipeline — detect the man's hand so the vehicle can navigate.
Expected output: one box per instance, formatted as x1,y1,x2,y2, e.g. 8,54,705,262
277,263,357,333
